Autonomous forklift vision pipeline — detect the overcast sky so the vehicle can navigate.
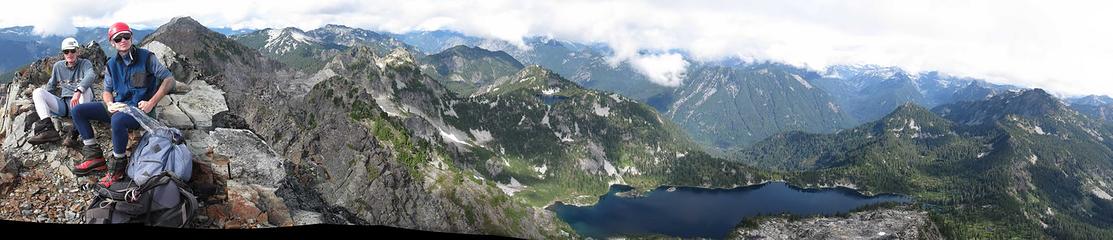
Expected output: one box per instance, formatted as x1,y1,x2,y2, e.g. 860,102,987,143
3,0,1110,96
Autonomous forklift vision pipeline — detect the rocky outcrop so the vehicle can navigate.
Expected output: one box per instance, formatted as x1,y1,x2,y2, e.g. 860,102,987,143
191,128,295,228
156,80,228,130
730,208,943,240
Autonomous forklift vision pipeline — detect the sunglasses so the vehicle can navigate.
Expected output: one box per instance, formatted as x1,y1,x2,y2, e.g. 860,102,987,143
113,33,132,43
62,49,76,54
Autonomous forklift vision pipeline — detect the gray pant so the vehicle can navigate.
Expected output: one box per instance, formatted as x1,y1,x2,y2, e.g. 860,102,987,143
32,87,94,119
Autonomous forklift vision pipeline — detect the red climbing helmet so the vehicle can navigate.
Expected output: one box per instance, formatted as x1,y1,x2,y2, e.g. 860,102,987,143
107,22,132,42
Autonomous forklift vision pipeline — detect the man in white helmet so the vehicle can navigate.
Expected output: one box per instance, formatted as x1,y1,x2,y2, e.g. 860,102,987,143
28,37,95,144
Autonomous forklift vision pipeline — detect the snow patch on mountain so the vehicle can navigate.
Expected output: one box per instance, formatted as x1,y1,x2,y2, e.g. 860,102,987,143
439,130,472,146
534,164,548,179
496,177,526,196
603,160,618,176
1093,187,1113,200
469,129,494,145
263,28,320,55
593,101,610,117
792,74,814,89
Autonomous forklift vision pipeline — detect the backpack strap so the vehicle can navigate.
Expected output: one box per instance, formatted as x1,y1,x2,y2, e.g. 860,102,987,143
84,195,117,224
93,183,134,201
137,171,198,227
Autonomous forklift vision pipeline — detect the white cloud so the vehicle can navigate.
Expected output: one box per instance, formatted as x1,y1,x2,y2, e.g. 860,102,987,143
2,0,1112,96
0,0,125,36
630,53,688,87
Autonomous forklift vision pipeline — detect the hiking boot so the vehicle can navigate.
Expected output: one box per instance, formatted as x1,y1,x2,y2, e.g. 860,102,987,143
74,144,107,176
98,171,124,188
62,128,80,148
99,155,128,188
27,118,61,145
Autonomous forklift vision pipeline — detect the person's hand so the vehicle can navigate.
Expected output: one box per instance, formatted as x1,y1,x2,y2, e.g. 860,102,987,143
69,93,80,108
107,102,126,114
138,100,154,113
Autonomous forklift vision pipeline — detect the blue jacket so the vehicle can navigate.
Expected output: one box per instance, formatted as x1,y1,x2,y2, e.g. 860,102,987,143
105,48,172,107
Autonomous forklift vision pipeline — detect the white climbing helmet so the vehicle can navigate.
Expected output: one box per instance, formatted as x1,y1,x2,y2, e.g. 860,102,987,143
61,37,80,51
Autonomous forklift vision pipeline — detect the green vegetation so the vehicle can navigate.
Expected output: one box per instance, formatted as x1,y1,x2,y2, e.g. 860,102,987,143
734,91,1113,239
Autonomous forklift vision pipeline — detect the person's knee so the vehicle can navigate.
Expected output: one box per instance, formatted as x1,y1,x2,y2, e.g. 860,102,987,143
110,114,126,127
70,104,83,118
111,113,139,129
31,88,47,101
71,103,94,118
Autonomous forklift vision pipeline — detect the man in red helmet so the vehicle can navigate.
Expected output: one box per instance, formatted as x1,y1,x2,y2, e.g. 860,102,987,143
70,22,176,187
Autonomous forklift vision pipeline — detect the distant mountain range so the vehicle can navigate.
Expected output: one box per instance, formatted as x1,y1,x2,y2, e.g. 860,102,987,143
1069,95,1113,123
385,30,1039,151
232,25,412,72
813,65,1021,122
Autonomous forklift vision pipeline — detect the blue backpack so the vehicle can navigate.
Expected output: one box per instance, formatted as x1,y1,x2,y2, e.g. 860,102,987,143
121,106,192,184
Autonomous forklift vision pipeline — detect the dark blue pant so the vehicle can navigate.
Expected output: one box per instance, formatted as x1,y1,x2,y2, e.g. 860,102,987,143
71,102,140,155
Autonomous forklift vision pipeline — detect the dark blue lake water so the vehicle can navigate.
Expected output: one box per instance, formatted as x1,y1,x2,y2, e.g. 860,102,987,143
551,182,913,239
538,95,569,106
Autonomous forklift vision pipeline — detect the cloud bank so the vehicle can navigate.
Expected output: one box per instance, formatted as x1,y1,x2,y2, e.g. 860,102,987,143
2,0,1111,96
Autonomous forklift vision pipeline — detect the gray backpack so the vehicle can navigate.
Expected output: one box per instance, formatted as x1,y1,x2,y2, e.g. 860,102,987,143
84,172,198,227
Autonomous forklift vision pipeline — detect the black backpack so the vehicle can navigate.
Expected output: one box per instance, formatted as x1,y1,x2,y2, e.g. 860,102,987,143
84,172,199,227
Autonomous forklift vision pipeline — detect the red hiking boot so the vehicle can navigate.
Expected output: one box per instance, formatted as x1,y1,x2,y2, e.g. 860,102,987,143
74,144,107,176
98,154,128,188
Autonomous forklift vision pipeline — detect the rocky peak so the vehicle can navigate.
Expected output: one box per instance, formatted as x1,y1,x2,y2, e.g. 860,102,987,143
142,16,279,82
271,27,317,42
933,88,1074,126
474,65,581,97
1000,88,1067,116
308,24,394,48
886,103,933,118
418,45,527,96
1071,95,1113,106
438,45,521,63
153,16,210,35
877,102,952,137
316,24,354,33
516,65,560,81
379,48,419,69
